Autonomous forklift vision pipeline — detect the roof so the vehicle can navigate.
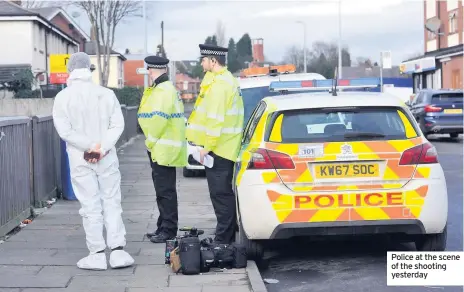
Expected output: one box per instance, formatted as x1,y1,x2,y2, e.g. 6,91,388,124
0,64,31,84
417,88,463,94
263,91,405,112
342,66,405,78
29,7,90,40
0,1,79,46
0,1,36,16
85,42,127,61
28,7,59,19
402,45,463,63
176,60,200,73
238,72,326,89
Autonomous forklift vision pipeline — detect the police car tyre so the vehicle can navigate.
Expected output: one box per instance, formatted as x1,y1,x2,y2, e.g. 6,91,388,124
183,167,195,177
415,225,447,251
235,217,264,261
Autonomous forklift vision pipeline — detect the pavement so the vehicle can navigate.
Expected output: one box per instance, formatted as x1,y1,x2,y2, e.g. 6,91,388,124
260,134,464,292
0,136,267,292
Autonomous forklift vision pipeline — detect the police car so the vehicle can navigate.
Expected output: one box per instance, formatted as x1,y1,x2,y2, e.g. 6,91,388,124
182,73,326,177
233,78,448,261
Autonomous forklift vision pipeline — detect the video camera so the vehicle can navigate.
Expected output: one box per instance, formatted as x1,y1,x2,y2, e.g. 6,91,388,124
179,227,205,238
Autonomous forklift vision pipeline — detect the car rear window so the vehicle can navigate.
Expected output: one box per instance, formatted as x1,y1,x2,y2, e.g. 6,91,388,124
431,92,463,103
267,107,418,143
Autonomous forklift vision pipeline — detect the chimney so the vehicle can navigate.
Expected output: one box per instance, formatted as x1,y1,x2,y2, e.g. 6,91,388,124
252,38,264,63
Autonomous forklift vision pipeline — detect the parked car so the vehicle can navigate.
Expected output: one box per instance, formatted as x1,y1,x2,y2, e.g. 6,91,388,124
406,89,463,138
234,78,448,261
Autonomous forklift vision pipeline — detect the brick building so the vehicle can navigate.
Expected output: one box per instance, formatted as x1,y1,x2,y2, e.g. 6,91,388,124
400,0,463,92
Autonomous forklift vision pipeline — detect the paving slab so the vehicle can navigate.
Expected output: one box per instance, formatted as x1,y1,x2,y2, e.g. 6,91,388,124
0,136,266,292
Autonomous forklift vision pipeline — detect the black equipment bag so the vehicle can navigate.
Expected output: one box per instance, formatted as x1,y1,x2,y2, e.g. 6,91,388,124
178,236,201,275
231,243,247,268
200,247,215,273
213,244,235,269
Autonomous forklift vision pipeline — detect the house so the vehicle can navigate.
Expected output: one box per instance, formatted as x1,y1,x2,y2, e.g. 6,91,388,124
175,73,200,100
29,7,89,53
400,0,463,92
84,41,127,89
0,1,81,86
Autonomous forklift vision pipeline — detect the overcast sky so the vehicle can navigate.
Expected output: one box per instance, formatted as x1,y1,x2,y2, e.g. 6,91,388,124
68,0,424,65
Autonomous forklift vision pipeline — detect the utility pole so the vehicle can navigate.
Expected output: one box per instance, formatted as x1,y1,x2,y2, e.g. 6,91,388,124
161,21,164,57
338,0,342,78
143,0,148,89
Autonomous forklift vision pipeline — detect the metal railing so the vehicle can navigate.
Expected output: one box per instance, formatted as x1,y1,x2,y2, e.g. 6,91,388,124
0,105,139,237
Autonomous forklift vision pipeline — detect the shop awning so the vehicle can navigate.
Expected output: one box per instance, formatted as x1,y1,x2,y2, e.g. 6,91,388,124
399,57,436,74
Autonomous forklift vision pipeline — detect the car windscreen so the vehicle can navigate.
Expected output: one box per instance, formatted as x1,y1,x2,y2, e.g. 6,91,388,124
267,107,418,143
431,92,463,103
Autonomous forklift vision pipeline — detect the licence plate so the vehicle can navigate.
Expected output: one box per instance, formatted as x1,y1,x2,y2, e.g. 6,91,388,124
314,163,379,179
444,109,462,114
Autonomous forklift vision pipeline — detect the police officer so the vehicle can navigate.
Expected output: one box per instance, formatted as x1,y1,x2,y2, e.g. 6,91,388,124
187,44,244,244
137,56,187,243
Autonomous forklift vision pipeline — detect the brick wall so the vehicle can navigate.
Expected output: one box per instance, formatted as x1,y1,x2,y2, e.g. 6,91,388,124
124,60,144,87
442,55,463,89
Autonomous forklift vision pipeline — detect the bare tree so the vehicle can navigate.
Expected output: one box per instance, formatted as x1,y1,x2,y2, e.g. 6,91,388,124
74,1,141,86
215,20,226,47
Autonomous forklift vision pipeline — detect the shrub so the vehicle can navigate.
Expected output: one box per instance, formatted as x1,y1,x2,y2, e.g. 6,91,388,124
111,86,143,106
5,68,40,98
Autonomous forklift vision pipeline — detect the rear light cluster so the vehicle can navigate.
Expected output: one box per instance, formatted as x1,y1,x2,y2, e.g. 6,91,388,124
247,148,295,170
399,143,438,165
424,105,442,112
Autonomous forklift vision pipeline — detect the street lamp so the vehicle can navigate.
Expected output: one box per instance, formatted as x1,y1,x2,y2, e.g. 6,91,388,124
296,21,307,73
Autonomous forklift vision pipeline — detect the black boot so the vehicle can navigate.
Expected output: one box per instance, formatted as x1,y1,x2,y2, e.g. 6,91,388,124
150,232,175,244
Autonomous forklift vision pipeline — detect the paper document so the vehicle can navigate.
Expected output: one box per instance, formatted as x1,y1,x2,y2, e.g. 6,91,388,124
192,146,214,168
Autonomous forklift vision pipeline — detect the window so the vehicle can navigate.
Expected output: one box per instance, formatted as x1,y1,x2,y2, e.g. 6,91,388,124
267,107,418,143
242,101,267,144
448,10,458,34
241,86,279,125
431,92,463,103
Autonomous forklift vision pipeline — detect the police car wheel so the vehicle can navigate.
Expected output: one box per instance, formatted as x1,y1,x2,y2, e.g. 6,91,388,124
235,217,264,262
415,225,447,251
183,168,195,177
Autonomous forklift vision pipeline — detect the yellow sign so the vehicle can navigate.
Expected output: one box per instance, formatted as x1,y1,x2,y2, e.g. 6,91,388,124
314,163,379,179
444,109,463,114
50,54,70,73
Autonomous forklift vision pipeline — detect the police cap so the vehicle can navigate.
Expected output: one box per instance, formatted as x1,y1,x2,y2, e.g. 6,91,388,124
199,44,228,57
144,55,169,69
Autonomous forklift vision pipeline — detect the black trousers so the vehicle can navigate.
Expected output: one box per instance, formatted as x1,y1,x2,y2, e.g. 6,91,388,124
205,152,236,244
147,152,178,237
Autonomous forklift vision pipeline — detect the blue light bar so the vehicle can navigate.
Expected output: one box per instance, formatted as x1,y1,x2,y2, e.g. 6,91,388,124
269,77,381,92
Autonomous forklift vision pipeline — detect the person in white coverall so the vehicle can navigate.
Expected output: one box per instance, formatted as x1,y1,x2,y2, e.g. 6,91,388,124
52,52,135,270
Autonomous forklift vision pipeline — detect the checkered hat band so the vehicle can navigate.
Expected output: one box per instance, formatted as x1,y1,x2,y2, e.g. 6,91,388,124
201,49,226,56
147,64,167,68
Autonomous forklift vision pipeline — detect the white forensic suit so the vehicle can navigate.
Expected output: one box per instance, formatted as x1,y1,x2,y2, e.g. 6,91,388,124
52,58,134,270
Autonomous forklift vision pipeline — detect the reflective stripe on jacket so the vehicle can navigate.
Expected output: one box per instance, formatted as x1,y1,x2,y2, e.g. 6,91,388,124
138,81,187,167
186,67,244,162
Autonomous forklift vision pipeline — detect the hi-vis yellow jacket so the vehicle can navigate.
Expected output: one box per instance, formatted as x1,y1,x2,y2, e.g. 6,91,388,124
138,81,187,167
186,67,244,162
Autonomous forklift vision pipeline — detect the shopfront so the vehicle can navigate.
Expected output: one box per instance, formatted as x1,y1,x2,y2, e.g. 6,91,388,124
400,56,440,93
